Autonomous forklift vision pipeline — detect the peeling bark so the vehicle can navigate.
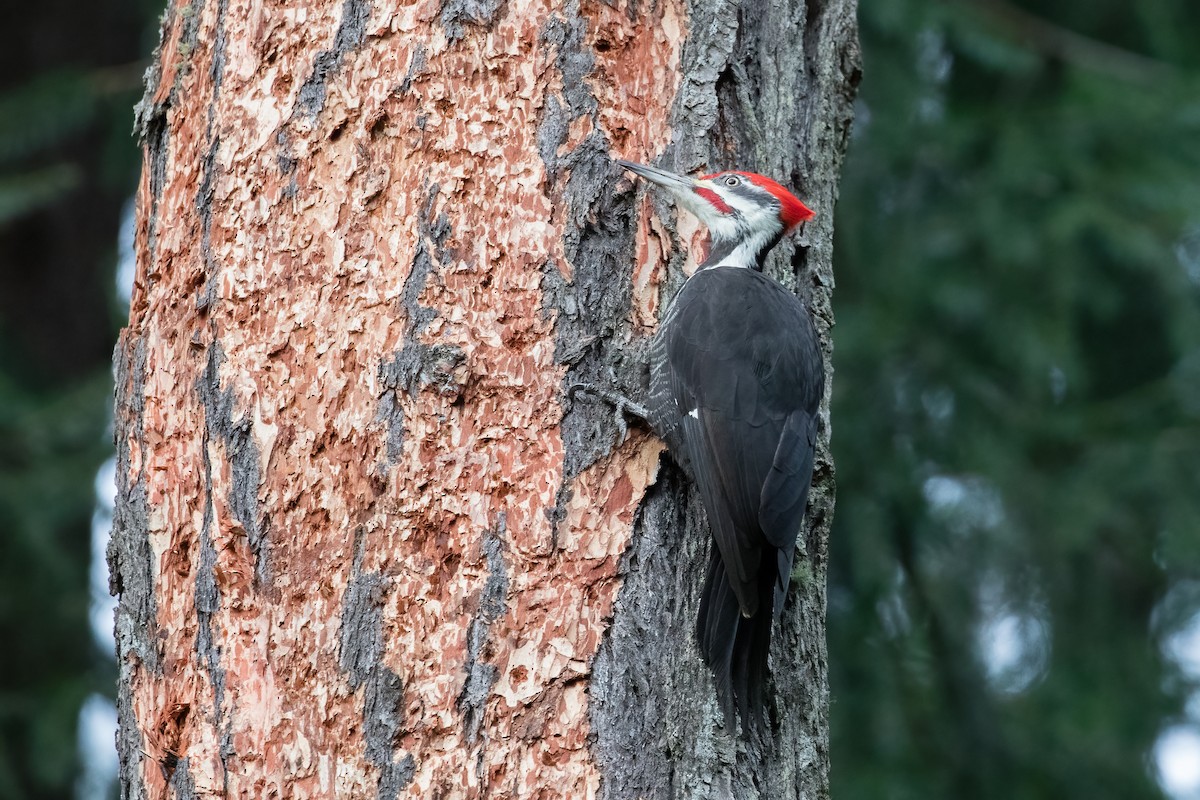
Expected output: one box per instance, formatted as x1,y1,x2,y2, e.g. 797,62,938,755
112,0,858,797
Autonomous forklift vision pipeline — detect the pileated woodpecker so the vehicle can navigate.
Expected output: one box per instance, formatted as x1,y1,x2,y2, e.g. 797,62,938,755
617,159,822,731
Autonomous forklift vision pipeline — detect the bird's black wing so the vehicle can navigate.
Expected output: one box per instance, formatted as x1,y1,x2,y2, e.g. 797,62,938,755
657,267,822,615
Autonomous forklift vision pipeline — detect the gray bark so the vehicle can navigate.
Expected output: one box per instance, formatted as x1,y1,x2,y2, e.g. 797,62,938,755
580,1,860,798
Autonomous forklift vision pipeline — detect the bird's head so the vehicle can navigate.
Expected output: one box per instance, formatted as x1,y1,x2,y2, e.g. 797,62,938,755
617,159,814,270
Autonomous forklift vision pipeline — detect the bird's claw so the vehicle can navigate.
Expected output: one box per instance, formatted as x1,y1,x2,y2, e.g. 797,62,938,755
567,382,651,443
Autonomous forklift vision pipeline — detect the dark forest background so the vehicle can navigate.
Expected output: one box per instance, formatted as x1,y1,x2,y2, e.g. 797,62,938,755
1,1,1198,797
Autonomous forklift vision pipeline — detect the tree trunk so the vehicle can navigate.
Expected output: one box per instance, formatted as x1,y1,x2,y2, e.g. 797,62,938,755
109,0,859,797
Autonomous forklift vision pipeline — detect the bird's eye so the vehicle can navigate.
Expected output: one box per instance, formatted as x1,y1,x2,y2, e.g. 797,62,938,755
723,175,740,187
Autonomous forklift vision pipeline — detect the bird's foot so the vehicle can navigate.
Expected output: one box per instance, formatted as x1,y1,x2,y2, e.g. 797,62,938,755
567,383,651,442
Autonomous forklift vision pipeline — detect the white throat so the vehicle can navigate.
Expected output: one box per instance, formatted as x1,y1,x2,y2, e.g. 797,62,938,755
702,225,781,270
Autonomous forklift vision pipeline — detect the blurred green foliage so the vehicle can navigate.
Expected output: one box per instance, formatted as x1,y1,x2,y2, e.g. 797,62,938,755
0,370,111,798
3,0,1199,798
0,1,152,796
0,72,94,223
830,1,1200,798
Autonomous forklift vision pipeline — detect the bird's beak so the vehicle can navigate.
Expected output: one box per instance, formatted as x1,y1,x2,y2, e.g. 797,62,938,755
616,158,729,231
615,160,698,195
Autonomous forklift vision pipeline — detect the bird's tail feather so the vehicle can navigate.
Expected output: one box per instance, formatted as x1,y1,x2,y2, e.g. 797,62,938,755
697,553,740,728
696,552,776,734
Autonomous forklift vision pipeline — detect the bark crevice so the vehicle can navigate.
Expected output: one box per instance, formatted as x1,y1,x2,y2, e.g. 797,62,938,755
168,758,197,799
135,67,170,278
198,344,269,589
195,134,220,311
376,184,455,468
458,513,511,780
441,0,506,41
339,528,416,799
194,344,247,789
297,0,371,119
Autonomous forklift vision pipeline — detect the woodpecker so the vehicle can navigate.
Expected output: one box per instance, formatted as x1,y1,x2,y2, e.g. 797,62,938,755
617,159,822,732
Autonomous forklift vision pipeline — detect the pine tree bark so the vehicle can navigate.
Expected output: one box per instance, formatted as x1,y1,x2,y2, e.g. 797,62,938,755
109,0,859,797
